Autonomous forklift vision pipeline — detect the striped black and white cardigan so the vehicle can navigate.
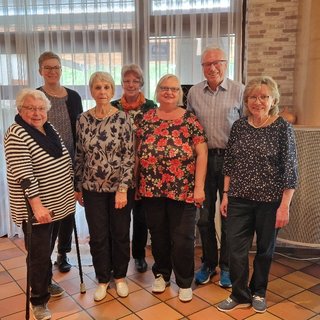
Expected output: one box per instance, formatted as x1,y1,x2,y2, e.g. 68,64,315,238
4,123,75,226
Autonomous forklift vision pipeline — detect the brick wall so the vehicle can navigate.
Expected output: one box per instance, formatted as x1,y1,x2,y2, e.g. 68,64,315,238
246,0,299,110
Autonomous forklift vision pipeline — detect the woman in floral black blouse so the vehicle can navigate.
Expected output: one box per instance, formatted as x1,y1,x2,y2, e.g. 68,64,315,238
74,72,134,302
217,76,298,314
136,74,208,302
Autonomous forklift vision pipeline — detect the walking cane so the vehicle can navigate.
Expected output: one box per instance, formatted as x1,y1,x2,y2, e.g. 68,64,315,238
73,215,86,293
20,179,33,320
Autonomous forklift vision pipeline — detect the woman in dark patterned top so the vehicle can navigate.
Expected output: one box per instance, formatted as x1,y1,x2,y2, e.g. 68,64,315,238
217,76,298,314
74,72,134,301
111,64,157,274
4,89,75,320
136,74,208,302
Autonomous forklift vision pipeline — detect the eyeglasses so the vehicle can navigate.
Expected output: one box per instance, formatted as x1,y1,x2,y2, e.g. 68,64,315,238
122,80,141,85
248,95,271,102
42,66,61,71
201,60,227,68
22,105,47,112
159,86,180,93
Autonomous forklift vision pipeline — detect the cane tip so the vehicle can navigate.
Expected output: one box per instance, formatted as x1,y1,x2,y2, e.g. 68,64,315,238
80,283,86,294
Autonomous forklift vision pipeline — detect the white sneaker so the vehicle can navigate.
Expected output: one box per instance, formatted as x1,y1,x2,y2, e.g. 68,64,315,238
115,280,129,297
152,274,170,293
178,288,193,302
94,283,109,301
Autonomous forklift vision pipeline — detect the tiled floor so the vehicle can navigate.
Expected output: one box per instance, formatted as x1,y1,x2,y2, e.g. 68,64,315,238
0,236,319,320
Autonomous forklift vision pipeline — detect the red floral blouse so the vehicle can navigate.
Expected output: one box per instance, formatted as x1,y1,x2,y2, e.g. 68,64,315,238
136,109,207,203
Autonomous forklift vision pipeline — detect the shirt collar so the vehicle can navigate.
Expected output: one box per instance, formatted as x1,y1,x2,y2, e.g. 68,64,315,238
203,77,228,93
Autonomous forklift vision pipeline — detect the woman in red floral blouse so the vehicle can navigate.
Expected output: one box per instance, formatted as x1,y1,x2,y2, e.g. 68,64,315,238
136,74,208,302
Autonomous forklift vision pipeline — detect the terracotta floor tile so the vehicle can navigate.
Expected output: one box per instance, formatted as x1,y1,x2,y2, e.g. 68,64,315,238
59,310,94,319
0,239,17,251
0,281,23,299
120,314,141,320
47,295,83,319
7,265,27,281
113,288,161,312
193,283,228,305
144,281,179,301
0,293,25,318
0,247,25,262
310,316,320,320
135,302,183,320
58,274,96,295
274,255,312,270
1,310,26,320
0,255,26,270
289,290,320,313
269,261,295,277
71,286,114,309
86,298,132,320
282,270,320,289
128,269,155,288
0,270,14,285
301,263,320,278
188,306,234,320
309,283,320,295
268,300,315,320
166,294,210,316
268,278,304,298
244,312,282,319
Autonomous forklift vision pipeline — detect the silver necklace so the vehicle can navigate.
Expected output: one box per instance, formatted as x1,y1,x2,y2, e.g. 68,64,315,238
250,116,270,128
93,106,112,120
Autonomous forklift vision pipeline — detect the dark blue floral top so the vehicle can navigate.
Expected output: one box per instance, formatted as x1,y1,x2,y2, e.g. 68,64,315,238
223,116,298,202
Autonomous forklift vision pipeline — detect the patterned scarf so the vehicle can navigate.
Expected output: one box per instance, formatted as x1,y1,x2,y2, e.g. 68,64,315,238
120,92,146,111
15,114,63,159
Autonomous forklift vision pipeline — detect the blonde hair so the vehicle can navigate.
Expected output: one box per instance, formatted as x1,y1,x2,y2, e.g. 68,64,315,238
89,71,115,96
155,74,183,106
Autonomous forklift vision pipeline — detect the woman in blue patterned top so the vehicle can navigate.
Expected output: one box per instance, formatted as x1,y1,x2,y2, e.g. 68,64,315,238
74,72,134,302
217,76,298,314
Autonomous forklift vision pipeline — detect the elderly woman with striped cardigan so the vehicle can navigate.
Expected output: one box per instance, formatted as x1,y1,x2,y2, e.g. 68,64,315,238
4,88,75,320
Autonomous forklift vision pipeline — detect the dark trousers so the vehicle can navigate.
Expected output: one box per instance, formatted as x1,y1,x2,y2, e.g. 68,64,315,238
83,189,132,282
227,197,279,303
56,213,73,254
22,221,59,306
197,153,228,271
132,199,148,259
142,197,196,288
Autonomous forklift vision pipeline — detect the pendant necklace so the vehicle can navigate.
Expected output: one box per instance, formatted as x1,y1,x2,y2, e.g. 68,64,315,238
250,116,270,128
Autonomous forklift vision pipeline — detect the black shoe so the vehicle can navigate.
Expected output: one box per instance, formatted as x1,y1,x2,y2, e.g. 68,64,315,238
135,258,147,273
56,254,71,273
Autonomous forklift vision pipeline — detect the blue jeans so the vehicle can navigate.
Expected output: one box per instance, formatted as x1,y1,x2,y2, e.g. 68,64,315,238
142,197,196,288
83,189,132,282
227,197,280,303
197,153,228,271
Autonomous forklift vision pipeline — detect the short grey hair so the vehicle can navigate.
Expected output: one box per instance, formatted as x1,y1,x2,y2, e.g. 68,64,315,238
121,64,144,87
201,46,227,63
16,88,51,112
244,76,280,116
155,74,183,106
89,71,115,95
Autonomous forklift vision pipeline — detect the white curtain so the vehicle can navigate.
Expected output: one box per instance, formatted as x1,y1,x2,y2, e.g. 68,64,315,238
0,0,243,238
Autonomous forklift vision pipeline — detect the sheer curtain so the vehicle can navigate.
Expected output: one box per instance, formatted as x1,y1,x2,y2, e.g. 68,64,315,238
0,0,243,238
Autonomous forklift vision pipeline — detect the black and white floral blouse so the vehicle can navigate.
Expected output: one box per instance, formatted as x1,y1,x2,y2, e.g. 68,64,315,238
74,109,134,193
223,116,298,202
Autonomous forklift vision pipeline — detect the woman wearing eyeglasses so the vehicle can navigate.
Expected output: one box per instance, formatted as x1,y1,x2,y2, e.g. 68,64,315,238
4,89,76,320
217,76,298,314
37,51,83,275
111,64,157,274
136,74,208,302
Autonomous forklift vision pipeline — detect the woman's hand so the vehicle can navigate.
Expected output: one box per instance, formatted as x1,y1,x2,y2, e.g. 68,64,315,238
75,191,84,206
193,186,205,207
115,191,127,209
33,206,53,224
275,204,289,228
220,194,228,217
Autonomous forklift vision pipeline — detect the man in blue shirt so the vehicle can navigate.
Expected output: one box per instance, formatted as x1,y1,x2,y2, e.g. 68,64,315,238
187,46,244,287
